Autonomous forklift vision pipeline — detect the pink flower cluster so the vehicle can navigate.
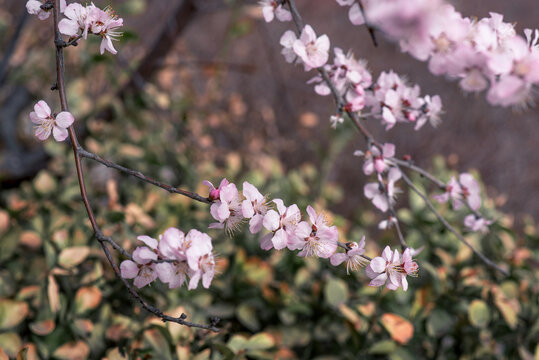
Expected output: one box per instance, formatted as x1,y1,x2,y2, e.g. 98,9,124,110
26,0,123,55
366,246,419,291
338,0,539,107
120,228,216,289
308,49,442,131
435,173,492,233
204,179,339,258
29,100,74,142
204,178,419,291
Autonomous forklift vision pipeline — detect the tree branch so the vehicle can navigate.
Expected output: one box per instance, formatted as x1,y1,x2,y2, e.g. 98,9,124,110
399,170,508,276
51,0,219,331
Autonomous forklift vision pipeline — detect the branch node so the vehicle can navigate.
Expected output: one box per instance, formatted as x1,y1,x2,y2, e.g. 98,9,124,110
51,82,58,91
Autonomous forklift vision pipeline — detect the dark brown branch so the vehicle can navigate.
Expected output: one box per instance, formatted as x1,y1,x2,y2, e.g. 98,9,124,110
356,0,378,47
77,147,210,204
51,0,219,331
399,170,508,276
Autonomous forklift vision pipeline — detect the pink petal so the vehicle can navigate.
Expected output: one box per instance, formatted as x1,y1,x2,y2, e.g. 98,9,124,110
262,210,280,231
137,235,158,250
242,199,255,219
58,19,79,37
260,233,274,250
34,100,51,118
369,256,387,273
272,228,288,250
120,260,139,279
52,126,69,142
330,253,347,266
55,111,74,128
369,273,388,287
30,112,42,125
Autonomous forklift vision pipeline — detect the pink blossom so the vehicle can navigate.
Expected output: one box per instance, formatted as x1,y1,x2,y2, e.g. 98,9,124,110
119,235,160,288
88,6,123,55
26,0,66,20
365,246,401,290
364,167,401,212
356,143,395,175
259,0,292,23
208,181,244,232
58,3,90,38
30,100,74,142
434,176,462,208
291,205,338,258
155,261,189,289
464,214,492,234
241,182,270,234
329,114,344,129
459,173,481,211
203,178,229,202
184,229,215,289
366,246,418,291
280,30,298,64
261,199,301,250
293,25,330,71
330,236,367,273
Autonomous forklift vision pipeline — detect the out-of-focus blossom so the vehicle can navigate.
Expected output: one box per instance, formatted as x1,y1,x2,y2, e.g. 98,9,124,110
364,167,401,212
259,0,292,23
355,143,395,175
464,214,492,234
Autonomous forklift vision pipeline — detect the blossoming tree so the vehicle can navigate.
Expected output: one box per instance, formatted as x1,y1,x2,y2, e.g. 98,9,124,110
24,0,537,334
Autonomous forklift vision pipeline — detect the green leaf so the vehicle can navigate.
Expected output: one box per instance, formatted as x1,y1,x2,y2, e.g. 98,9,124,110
468,300,490,328
324,278,349,307
427,309,454,337
236,304,260,332
0,299,28,330
245,333,275,351
227,335,248,354
368,340,397,354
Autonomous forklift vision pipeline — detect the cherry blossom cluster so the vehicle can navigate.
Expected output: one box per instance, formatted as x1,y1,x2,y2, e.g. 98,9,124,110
366,246,419,291
307,49,443,131
29,100,74,141
120,228,216,290
337,0,539,107
26,0,123,55
204,178,418,291
435,173,492,233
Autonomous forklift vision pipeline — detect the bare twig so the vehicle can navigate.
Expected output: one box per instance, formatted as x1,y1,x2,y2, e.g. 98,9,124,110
51,0,219,331
356,0,378,47
399,170,508,276
77,147,210,204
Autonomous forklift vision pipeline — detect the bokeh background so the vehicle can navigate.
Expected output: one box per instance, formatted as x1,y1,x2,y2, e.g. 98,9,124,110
0,0,537,359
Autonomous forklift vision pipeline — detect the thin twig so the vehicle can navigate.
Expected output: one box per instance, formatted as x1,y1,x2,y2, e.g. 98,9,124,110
77,147,210,204
399,170,508,276
356,0,378,47
337,241,372,261
51,0,219,331
391,157,446,189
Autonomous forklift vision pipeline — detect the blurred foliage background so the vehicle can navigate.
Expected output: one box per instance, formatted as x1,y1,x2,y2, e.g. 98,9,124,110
0,0,538,359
